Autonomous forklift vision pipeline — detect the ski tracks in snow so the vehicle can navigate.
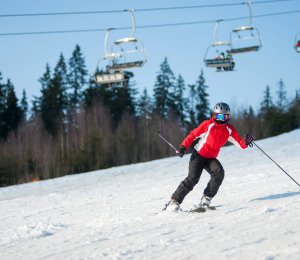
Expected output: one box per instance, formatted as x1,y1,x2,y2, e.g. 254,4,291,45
0,130,300,259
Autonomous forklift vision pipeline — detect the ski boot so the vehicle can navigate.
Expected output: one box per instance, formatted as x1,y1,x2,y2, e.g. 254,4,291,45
200,194,212,207
191,195,216,213
165,199,181,212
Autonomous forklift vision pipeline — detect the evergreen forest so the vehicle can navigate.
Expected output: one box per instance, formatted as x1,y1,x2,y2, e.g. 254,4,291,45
0,45,299,186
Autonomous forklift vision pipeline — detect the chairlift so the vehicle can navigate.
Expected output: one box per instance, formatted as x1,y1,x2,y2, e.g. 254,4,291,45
95,71,125,84
94,28,125,84
94,10,146,85
108,9,147,71
229,1,262,54
294,33,300,53
204,21,235,72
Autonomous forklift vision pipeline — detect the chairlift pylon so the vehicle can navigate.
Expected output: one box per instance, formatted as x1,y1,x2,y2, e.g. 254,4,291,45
204,21,235,72
229,1,262,54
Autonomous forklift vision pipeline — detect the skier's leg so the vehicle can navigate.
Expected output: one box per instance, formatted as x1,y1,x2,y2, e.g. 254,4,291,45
171,150,206,204
203,159,225,198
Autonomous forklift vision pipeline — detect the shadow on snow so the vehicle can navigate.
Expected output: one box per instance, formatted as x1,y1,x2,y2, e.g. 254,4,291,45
250,191,300,201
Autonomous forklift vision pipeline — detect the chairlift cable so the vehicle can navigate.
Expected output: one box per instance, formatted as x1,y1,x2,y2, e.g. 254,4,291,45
0,9,299,37
0,0,296,18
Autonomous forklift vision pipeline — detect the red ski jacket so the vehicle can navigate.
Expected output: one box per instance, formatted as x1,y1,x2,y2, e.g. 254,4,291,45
181,117,248,158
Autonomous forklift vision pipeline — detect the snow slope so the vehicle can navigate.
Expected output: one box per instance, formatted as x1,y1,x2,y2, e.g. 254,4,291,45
0,129,300,260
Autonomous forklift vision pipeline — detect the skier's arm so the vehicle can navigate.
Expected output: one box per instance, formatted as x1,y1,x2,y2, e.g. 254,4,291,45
180,121,208,149
227,125,248,149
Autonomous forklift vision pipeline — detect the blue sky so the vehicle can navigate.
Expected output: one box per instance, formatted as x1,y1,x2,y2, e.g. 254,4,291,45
1,0,299,113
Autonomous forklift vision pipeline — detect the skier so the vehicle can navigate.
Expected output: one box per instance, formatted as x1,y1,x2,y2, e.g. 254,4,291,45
166,102,254,212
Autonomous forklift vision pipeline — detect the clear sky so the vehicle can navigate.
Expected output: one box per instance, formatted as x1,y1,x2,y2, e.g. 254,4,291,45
1,0,300,114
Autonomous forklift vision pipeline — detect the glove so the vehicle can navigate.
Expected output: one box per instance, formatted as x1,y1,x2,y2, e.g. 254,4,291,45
176,146,186,158
244,133,254,147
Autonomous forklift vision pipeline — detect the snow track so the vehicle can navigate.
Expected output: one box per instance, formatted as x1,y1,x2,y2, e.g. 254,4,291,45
1,130,300,259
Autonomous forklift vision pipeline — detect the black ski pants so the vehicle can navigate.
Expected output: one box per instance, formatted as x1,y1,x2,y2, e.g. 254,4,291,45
171,150,225,204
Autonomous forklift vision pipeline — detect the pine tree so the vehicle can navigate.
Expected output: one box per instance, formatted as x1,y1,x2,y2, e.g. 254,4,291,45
3,80,22,138
20,89,28,121
242,106,256,133
195,70,210,124
40,54,68,136
40,63,52,90
32,63,52,116
153,57,176,118
188,84,197,129
137,88,153,118
0,75,22,139
260,85,273,114
84,71,137,125
83,73,107,108
109,71,137,124
291,89,300,127
259,85,275,137
68,45,87,111
0,72,6,138
172,74,187,125
276,78,288,111
259,83,293,137
286,89,300,130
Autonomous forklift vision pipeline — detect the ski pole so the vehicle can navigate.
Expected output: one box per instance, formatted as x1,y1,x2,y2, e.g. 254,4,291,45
252,141,300,188
156,131,179,153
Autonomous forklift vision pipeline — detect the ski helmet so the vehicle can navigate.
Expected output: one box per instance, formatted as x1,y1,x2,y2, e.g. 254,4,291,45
213,102,230,123
213,102,230,114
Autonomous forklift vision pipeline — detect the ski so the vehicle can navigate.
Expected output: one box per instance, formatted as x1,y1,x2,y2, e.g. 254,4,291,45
161,202,217,213
189,206,217,213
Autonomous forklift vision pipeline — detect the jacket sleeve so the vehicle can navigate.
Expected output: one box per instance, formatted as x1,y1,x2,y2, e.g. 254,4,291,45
227,125,248,149
180,121,209,149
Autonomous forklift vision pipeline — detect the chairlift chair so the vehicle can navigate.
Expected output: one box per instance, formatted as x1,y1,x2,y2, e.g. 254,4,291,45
108,9,147,71
204,43,234,68
229,1,262,54
94,28,125,84
294,33,300,53
94,9,147,85
95,71,125,84
204,21,235,71
230,26,262,54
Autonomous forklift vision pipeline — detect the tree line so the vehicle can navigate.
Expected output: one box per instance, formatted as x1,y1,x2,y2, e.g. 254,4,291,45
0,44,299,186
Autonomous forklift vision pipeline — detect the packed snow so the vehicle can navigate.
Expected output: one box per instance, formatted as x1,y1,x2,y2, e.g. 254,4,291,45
0,129,300,260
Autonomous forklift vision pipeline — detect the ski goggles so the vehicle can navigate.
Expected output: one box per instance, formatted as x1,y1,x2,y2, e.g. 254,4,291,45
214,113,230,121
